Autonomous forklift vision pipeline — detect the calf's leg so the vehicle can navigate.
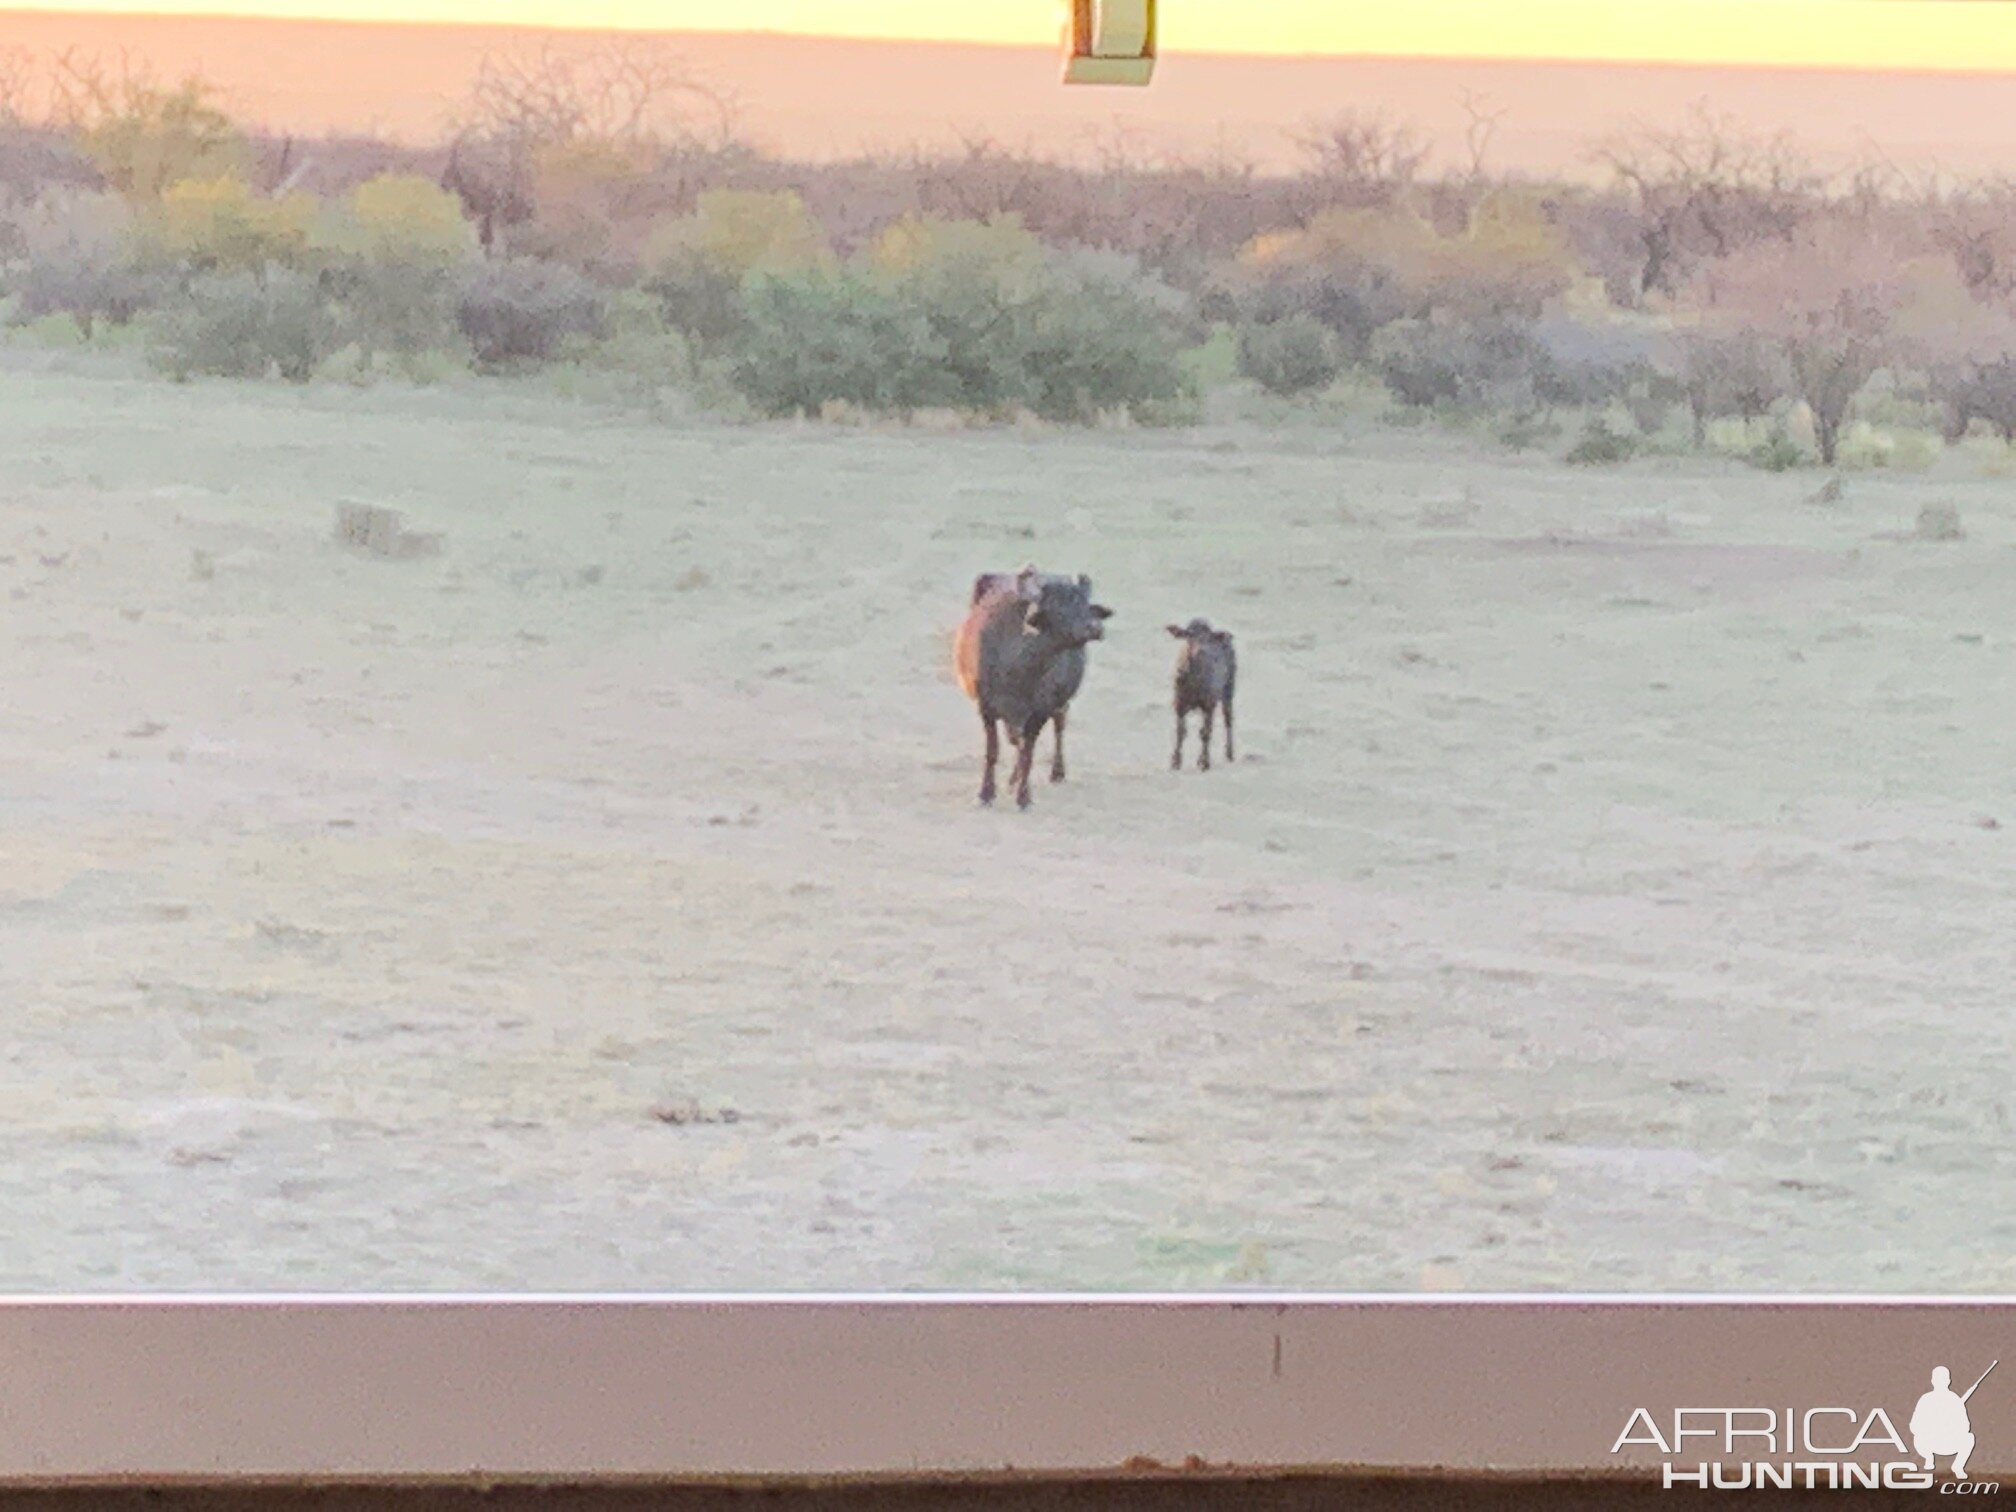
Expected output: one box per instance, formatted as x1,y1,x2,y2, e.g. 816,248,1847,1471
1172,707,1187,771
1199,705,1215,772
1223,696,1235,763
1049,708,1069,783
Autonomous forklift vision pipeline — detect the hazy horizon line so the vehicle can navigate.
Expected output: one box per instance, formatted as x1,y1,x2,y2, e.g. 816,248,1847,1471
7,5,2016,81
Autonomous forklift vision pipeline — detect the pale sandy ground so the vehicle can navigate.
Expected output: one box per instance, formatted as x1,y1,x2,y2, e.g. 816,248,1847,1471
4,357,2016,1292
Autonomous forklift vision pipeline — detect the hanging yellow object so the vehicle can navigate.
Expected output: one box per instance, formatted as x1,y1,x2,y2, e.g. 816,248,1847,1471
1063,0,1157,86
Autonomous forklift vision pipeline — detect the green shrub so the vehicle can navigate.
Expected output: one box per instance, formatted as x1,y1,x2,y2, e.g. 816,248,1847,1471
1933,357,2016,444
1889,429,1942,472
732,268,949,414
145,267,339,382
547,288,697,407
1214,230,1409,365
455,257,604,368
1529,317,1676,434
581,289,693,370
3,190,163,336
643,190,830,350
1013,249,1195,423
1566,415,1639,465
1181,323,1241,390
301,175,479,369
1372,316,1547,412
725,229,1194,423
1620,380,1680,441
1667,329,1792,448
1236,314,1342,396
643,252,747,350
864,214,1047,413
10,247,163,337
1747,427,1807,472
1496,409,1562,451
338,259,464,362
377,347,471,386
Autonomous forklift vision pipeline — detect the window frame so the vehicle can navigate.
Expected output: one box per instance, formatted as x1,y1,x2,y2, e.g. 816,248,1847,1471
0,1294,2008,1485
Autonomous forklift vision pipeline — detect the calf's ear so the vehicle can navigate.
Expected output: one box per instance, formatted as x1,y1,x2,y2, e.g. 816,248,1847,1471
1025,607,1052,632
1165,623,1184,638
1093,604,1114,619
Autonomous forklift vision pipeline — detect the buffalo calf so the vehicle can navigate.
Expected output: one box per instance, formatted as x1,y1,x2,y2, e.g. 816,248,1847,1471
1168,618,1236,771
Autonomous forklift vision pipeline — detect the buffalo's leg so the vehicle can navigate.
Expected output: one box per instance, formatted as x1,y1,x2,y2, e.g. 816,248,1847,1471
1014,714,1045,809
1049,709,1068,783
979,707,1000,806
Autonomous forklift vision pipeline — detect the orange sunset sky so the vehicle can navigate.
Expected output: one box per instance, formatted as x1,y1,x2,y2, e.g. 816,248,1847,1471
11,0,2016,72
6,3,2014,176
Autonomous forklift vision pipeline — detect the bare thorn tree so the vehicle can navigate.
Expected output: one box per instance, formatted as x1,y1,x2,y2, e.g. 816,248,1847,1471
1458,90,1506,183
1292,109,1428,208
0,45,34,126
1591,101,1818,298
441,39,738,254
454,39,736,157
1087,120,1158,177
1930,177,2016,302
1840,142,1907,222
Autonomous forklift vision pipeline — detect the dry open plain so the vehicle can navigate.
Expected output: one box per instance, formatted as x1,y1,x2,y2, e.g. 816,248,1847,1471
4,356,2015,1291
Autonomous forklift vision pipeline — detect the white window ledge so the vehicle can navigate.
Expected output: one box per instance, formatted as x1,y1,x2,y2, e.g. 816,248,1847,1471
0,1295,2009,1484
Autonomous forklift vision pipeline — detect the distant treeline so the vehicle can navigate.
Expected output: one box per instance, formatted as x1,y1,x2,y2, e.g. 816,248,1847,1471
3,40,2014,463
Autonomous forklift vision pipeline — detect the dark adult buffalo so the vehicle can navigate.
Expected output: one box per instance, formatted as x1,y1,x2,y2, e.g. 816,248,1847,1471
954,567,1113,809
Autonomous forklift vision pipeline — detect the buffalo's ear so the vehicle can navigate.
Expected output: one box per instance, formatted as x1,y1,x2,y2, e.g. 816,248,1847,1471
1025,607,1052,633
1093,604,1114,620
1166,623,1185,638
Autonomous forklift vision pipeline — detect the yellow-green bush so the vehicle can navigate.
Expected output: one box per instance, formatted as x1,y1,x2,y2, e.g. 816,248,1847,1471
143,175,317,273
643,190,830,349
867,213,1042,285
324,174,477,268
657,189,831,278
1228,195,1579,356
